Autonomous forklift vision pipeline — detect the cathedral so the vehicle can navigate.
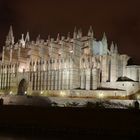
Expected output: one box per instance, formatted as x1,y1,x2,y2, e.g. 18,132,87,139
0,26,140,98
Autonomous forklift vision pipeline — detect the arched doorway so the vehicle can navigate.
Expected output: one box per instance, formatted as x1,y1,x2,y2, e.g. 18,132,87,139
17,79,28,95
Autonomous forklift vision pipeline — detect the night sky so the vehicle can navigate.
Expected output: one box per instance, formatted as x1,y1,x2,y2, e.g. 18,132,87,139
0,0,140,64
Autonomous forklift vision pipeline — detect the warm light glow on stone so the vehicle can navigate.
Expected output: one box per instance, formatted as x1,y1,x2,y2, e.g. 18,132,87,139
70,50,73,53
43,65,46,71
136,95,140,100
76,92,80,96
19,64,28,72
9,91,13,95
98,92,104,98
122,94,126,97
60,91,66,97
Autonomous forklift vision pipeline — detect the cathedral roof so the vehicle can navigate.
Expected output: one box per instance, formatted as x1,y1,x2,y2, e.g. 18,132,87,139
117,76,134,82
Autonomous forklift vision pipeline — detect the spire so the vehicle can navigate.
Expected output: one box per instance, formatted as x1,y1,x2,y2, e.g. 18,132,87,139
56,33,60,42
110,41,114,53
114,43,118,54
88,26,93,37
20,34,25,47
102,32,107,41
25,32,30,42
77,28,82,38
9,25,13,38
67,32,70,40
37,34,40,40
36,34,40,44
47,35,50,42
73,26,77,39
21,34,24,40
5,25,14,46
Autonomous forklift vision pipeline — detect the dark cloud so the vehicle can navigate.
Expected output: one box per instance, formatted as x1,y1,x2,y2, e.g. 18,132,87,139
0,0,140,63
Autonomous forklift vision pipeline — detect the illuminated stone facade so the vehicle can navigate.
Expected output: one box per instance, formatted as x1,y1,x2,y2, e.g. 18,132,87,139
0,26,140,96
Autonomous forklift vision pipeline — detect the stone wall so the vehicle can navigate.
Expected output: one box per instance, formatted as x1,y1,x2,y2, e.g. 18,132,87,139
1,95,138,109
101,82,140,95
33,89,127,98
126,65,140,81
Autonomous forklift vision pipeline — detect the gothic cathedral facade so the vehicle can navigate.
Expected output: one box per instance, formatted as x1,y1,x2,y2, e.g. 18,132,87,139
0,26,140,97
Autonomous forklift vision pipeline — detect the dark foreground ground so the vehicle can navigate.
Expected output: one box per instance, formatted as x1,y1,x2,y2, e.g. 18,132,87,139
0,105,140,139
